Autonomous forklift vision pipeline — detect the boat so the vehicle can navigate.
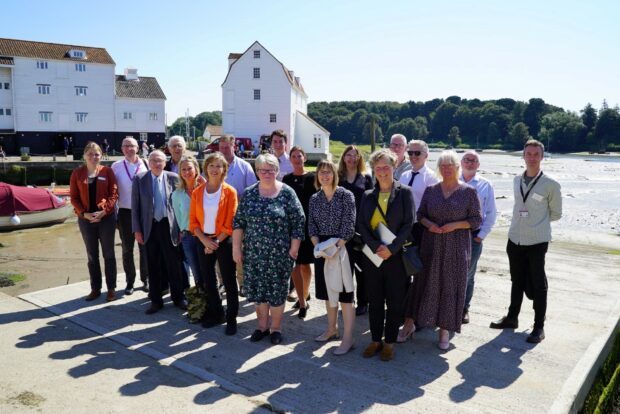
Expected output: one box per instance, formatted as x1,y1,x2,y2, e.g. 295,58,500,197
0,182,74,231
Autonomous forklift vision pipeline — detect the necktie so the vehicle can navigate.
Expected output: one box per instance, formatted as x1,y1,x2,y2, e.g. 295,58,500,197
154,176,165,221
408,172,419,187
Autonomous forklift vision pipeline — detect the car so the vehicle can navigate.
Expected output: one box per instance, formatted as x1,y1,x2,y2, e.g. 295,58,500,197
204,137,254,158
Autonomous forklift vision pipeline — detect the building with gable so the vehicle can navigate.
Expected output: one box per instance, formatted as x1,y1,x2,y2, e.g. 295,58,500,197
221,41,329,160
0,37,166,155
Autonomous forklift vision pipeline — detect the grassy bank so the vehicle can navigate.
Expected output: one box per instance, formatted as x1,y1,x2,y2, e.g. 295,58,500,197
581,329,620,413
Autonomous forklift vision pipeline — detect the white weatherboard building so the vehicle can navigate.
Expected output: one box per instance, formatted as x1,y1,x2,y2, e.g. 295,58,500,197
222,41,329,160
0,38,166,155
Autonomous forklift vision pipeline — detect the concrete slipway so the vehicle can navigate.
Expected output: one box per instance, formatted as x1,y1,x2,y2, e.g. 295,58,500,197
1,230,619,413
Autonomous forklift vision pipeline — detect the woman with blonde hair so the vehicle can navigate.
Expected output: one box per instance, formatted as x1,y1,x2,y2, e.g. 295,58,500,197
338,145,373,315
69,142,119,302
189,152,239,335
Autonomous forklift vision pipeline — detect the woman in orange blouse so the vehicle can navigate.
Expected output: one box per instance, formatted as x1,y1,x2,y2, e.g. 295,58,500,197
189,152,239,335
69,142,119,302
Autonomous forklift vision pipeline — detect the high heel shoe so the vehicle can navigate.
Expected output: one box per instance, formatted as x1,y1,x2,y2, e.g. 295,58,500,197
397,324,416,343
315,330,340,342
333,341,355,356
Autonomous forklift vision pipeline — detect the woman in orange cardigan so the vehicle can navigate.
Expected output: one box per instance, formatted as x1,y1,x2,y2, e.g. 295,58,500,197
69,142,119,302
189,152,239,335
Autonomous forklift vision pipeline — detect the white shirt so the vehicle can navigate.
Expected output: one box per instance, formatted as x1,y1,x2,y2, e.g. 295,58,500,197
277,153,293,181
460,173,497,240
111,158,147,209
399,164,439,214
202,184,222,234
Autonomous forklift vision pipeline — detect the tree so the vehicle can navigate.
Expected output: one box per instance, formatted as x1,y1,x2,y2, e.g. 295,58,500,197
593,107,620,151
447,126,461,147
431,102,459,142
539,111,585,152
580,103,598,134
507,122,530,149
523,98,547,137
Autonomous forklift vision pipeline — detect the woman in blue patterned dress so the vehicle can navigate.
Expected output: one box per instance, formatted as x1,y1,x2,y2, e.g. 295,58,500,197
232,153,306,345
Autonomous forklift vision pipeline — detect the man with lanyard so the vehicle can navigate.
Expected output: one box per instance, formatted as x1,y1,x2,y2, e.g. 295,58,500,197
271,129,293,181
111,137,149,294
219,134,257,296
490,139,562,343
165,135,186,174
460,150,497,324
399,139,438,244
389,134,411,180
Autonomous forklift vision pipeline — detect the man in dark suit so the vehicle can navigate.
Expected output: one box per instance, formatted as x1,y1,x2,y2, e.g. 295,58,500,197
132,150,187,314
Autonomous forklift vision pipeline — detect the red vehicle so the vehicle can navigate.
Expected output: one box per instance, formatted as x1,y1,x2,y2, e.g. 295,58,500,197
204,137,254,158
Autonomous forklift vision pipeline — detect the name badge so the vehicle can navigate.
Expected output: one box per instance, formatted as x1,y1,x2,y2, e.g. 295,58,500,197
97,176,107,181
532,193,543,202
519,209,529,218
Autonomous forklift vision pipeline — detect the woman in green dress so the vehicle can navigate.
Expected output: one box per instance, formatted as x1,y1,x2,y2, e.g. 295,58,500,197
232,153,305,345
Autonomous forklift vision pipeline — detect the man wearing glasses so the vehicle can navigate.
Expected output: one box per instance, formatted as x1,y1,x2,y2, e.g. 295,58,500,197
399,140,438,244
459,150,497,324
389,134,411,180
165,135,186,174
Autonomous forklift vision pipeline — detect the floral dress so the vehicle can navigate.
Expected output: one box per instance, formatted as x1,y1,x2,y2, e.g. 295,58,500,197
233,183,305,306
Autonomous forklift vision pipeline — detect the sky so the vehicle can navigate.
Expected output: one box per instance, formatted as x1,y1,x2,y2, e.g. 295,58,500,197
4,0,619,123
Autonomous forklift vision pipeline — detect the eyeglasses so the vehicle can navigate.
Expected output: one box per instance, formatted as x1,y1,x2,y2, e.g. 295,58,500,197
257,169,276,175
122,144,137,148
407,150,424,157
390,143,405,148
462,158,478,163
344,153,359,159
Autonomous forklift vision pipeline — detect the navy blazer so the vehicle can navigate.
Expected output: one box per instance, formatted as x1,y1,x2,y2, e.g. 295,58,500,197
357,180,414,254
131,170,180,245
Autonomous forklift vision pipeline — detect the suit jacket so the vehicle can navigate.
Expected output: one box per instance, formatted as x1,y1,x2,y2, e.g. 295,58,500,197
69,165,118,218
358,180,414,254
131,170,180,245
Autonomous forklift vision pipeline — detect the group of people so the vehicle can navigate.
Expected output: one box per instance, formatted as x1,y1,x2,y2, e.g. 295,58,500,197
69,129,562,361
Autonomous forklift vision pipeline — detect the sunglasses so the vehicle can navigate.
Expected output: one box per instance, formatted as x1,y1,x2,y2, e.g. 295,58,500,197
407,150,424,156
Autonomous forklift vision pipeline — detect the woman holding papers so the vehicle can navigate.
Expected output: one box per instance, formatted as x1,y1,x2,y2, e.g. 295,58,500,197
357,149,414,361
402,150,482,350
308,160,357,355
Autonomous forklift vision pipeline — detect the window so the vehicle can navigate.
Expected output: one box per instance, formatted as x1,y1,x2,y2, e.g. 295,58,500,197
253,67,260,79
314,134,322,149
36,61,48,69
37,84,50,95
76,112,88,123
75,86,87,96
3,83,9,90
5,108,11,116
149,112,158,121
270,114,277,123
253,89,261,100
0,109,3,115
140,132,148,141
253,50,260,58
75,63,86,72
39,112,52,122
71,50,85,58
123,112,133,120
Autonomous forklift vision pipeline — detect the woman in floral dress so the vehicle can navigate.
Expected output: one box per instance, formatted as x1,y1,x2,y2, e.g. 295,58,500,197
232,153,305,345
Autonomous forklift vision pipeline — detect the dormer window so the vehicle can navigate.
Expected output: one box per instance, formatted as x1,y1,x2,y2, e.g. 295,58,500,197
69,49,86,59
253,50,260,59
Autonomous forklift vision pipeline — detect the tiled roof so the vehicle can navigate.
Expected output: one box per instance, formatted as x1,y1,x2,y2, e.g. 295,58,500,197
206,125,223,135
115,76,166,100
228,53,242,60
0,38,115,64
0,56,14,65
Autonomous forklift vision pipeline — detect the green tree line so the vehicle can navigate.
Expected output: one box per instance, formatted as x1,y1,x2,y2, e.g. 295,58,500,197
168,111,222,139
307,98,620,153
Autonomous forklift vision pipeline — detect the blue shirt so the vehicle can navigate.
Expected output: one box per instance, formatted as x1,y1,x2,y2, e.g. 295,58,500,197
225,156,257,198
460,173,497,240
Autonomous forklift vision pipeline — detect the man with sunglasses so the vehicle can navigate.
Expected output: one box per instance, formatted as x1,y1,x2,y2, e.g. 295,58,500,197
389,134,411,180
399,140,438,244
459,150,497,324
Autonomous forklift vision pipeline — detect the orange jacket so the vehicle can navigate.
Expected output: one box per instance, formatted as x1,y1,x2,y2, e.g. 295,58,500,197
69,165,118,218
189,181,238,236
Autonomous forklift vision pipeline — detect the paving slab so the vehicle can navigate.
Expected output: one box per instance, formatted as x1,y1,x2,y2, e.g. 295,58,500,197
5,230,620,413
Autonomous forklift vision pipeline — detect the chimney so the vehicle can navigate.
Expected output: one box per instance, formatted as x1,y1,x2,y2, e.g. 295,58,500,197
124,67,138,81
228,53,241,68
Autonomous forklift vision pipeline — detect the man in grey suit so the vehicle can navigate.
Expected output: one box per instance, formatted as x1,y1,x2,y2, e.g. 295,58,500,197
132,150,187,314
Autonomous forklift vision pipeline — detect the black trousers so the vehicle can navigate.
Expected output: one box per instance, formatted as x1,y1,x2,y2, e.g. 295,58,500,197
117,208,148,286
364,252,409,343
345,242,367,307
197,237,238,321
506,240,549,329
145,218,185,306
77,213,117,291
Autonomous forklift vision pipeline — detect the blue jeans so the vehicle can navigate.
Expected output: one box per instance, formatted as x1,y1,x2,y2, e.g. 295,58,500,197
464,238,483,311
181,234,202,287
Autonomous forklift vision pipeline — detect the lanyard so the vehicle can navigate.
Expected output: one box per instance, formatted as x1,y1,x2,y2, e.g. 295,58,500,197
123,159,142,181
520,171,543,203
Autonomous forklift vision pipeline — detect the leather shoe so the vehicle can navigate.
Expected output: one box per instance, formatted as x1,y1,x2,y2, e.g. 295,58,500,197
85,290,101,301
270,331,283,345
250,329,270,342
356,305,368,316
462,311,470,324
174,299,188,311
145,304,163,314
380,343,394,361
363,341,383,358
526,328,545,343
225,320,237,336
298,304,309,319
106,290,116,302
490,316,518,329
124,286,134,295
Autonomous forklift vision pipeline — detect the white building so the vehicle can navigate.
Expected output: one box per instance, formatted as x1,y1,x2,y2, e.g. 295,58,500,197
222,41,329,160
0,38,166,155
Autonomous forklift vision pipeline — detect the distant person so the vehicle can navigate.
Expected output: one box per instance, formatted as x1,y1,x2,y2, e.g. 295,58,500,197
165,135,186,174
102,139,110,160
460,151,497,324
389,134,411,180
399,139,439,244
270,129,293,180
238,142,245,157
132,150,187,314
69,142,119,302
141,141,149,158
490,139,562,343
0,145,6,160
63,137,69,157
111,137,150,294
